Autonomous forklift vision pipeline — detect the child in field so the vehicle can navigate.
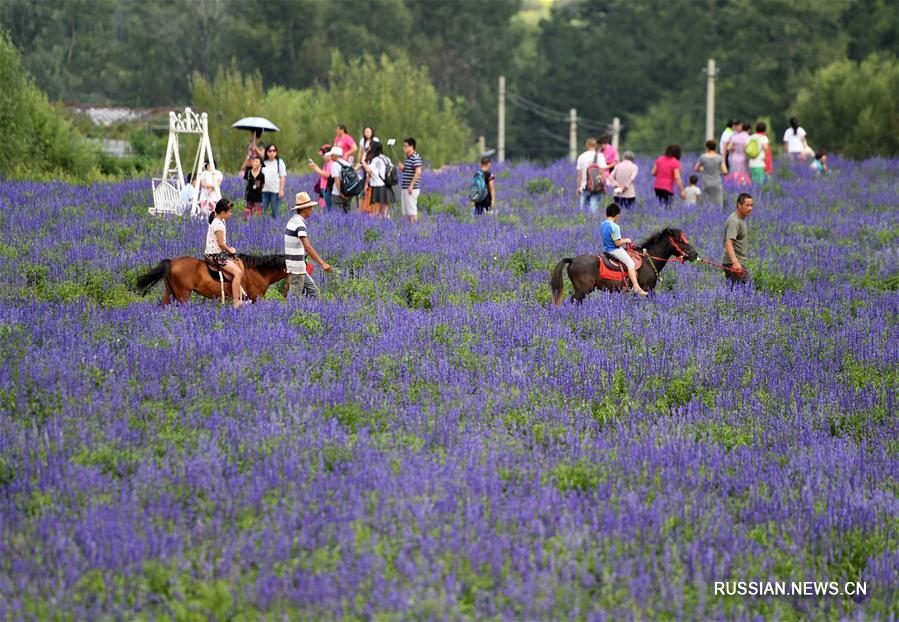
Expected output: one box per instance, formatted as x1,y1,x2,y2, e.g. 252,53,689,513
601,203,647,296
204,199,242,308
285,192,332,299
811,151,828,175
472,155,495,215
243,155,265,219
684,175,702,205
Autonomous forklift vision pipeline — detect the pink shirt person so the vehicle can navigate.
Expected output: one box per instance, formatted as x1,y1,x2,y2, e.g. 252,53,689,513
653,155,680,193
333,124,358,164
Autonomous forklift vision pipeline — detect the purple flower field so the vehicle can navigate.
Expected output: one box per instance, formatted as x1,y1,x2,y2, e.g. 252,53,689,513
0,157,897,620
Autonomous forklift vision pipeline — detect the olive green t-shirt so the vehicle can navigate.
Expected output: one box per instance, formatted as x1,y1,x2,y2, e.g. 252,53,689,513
722,211,748,264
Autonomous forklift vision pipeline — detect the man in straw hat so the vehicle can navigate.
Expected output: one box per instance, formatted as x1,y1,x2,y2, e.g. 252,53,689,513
285,192,332,299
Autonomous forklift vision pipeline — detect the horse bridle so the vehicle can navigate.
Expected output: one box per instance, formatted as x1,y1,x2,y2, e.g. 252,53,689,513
667,233,690,262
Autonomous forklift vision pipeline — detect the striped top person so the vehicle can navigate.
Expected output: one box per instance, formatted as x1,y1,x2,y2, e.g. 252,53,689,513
284,213,307,274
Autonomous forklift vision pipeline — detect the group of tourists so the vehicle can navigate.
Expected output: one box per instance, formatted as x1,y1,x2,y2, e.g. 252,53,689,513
194,114,785,307
234,125,425,223
576,117,826,213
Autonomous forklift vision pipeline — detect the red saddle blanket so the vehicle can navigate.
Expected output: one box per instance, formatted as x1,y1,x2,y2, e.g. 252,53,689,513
597,249,644,281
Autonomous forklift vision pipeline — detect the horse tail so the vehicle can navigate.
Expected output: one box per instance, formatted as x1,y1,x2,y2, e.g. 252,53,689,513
136,259,172,295
550,258,573,306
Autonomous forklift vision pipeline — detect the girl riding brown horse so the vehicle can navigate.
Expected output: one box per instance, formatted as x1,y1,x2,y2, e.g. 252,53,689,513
550,228,698,305
136,254,288,305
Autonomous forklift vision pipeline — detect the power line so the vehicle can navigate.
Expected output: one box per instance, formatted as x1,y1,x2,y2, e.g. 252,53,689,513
507,91,614,129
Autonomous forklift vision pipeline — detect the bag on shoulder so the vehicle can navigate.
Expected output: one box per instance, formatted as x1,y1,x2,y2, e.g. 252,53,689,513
585,151,605,193
339,163,363,197
745,137,761,159
381,155,398,188
468,171,489,204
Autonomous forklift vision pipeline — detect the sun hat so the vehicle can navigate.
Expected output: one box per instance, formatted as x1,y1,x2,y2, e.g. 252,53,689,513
294,192,318,210
327,146,343,158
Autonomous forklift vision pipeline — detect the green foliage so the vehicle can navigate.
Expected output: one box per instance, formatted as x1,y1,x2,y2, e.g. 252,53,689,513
794,53,899,158
0,32,96,177
191,64,265,174
4,0,899,161
526,177,553,195
401,279,434,310
21,265,143,307
550,459,601,493
287,311,324,336
192,54,473,172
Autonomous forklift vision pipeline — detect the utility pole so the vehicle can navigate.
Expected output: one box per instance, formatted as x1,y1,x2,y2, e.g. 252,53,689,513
478,136,486,155
498,76,505,163
611,117,621,151
569,108,577,162
705,58,716,141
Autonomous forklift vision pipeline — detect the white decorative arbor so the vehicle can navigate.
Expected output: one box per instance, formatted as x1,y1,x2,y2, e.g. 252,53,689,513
149,108,215,216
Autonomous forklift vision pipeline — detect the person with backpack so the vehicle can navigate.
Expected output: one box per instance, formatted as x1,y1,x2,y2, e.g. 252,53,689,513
747,121,770,185
324,146,361,214
361,140,396,219
576,137,606,214
469,155,495,215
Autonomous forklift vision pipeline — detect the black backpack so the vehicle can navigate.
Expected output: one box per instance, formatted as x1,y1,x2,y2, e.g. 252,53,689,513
339,163,363,197
378,155,398,188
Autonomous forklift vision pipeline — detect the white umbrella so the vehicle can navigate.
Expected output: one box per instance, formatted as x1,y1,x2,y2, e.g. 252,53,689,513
232,117,280,132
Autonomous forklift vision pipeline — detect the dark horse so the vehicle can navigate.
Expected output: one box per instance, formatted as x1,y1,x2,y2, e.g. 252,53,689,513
136,254,288,304
550,228,699,305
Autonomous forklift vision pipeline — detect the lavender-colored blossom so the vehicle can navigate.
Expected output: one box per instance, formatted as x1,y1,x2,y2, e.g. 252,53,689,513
0,156,897,620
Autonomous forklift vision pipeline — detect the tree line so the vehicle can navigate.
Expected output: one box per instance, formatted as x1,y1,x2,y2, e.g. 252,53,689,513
1,0,898,166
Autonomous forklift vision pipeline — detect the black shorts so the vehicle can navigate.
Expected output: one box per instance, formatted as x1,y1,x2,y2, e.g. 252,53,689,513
655,189,674,205
370,186,393,204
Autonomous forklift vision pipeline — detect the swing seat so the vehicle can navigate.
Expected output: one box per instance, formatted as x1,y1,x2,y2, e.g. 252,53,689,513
149,178,184,216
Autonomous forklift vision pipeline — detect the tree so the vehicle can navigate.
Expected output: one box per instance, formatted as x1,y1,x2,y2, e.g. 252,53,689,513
190,63,265,173
793,54,899,159
191,54,473,172
0,0,120,103
0,32,96,176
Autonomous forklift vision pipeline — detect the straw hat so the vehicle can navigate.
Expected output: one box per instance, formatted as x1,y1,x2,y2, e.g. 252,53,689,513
294,192,317,210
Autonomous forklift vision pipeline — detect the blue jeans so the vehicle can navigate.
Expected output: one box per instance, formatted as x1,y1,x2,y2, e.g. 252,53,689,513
262,192,281,219
579,191,602,214
323,188,333,211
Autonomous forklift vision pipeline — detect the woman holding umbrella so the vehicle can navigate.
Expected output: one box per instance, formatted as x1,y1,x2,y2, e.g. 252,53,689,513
233,117,284,219
238,129,266,176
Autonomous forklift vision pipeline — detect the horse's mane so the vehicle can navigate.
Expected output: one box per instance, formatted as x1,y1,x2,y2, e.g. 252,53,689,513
635,227,682,251
238,253,286,271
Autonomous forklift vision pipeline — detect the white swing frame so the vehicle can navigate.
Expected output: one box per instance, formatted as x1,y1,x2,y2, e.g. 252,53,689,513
149,108,216,217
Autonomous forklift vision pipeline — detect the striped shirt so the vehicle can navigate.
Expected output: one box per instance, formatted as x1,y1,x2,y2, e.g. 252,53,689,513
402,152,422,189
284,214,308,274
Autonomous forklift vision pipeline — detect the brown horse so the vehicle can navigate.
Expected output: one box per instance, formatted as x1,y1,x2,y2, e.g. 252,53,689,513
550,228,699,305
136,254,288,304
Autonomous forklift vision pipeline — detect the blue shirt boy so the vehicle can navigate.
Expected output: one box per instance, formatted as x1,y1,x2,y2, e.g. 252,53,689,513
601,219,622,253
